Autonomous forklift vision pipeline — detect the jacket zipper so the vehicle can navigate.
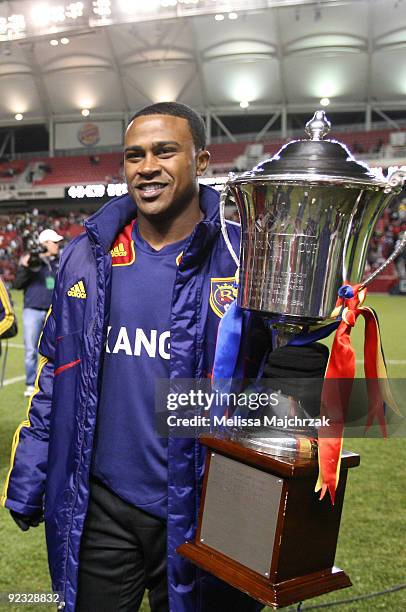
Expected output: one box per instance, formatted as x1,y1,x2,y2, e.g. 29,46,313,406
61,245,105,605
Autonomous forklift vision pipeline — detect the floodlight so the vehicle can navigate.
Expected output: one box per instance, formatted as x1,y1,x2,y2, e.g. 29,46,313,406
228,12,238,20
61,37,70,44
66,2,84,19
50,39,59,46
31,4,51,27
0,15,26,39
92,0,112,17
233,76,258,109
81,108,90,117
50,5,66,23
215,14,224,21
8,15,26,38
15,113,24,121
320,97,330,107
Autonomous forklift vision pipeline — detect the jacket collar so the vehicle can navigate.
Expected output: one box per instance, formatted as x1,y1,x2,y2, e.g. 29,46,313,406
84,183,220,253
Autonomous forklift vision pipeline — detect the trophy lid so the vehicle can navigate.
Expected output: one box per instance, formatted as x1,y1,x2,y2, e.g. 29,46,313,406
238,110,381,184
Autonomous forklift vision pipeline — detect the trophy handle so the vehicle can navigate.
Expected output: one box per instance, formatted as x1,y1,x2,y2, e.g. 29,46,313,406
360,232,406,290
220,182,240,268
360,170,406,289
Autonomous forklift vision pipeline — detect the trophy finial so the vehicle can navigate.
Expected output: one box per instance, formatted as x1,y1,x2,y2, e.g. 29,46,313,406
305,110,331,141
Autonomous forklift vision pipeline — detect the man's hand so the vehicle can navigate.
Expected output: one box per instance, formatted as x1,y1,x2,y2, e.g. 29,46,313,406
264,342,329,379
19,254,31,268
10,509,44,532
263,343,330,418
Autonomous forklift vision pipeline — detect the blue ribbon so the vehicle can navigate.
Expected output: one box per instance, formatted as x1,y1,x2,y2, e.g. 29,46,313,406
211,299,340,421
287,320,340,346
212,300,246,391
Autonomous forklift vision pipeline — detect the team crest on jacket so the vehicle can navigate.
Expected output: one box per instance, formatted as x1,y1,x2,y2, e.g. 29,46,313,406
209,277,238,318
111,219,136,266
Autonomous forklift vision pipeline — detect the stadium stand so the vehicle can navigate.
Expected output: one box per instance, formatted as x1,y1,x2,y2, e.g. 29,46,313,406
31,153,124,186
207,127,406,171
0,126,405,288
0,160,27,182
0,127,403,187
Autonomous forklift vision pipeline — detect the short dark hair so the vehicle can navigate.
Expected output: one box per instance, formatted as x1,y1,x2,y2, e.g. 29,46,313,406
130,102,206,151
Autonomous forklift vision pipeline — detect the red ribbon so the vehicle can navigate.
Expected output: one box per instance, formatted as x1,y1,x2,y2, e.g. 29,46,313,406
316,283,389,504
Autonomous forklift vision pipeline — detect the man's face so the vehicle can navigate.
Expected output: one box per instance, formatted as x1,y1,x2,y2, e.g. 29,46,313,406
43,240,60,256
124,114,209,220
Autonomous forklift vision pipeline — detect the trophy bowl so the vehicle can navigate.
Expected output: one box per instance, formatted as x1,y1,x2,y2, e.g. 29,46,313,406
219,110,405,457
221,110,405,325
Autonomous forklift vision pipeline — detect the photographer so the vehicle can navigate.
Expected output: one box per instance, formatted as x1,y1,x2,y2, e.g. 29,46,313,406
14,229,62,397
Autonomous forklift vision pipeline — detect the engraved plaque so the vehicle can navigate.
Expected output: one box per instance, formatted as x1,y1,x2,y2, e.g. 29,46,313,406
235,179,385,319
200,453,283,576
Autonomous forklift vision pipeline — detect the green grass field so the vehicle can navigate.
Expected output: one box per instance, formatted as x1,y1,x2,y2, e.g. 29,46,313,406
0,291,405,611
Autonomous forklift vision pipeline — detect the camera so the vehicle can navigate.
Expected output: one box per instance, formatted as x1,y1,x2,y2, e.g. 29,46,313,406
24,236,45,269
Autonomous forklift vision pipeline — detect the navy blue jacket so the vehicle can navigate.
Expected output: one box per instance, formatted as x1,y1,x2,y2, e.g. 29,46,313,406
2,186,263,612
14,257,59,310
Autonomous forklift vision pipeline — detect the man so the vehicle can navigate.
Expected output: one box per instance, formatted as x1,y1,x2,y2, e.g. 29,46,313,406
13,228,62,396
2,103,325,611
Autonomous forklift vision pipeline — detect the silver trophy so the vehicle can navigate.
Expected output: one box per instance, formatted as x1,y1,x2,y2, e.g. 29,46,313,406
220,111,405,457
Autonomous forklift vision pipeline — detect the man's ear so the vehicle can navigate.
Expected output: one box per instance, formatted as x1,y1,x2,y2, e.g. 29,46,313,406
196,150,210,176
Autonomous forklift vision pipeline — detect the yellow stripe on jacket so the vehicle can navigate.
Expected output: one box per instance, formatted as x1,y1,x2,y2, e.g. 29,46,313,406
1,355,49,507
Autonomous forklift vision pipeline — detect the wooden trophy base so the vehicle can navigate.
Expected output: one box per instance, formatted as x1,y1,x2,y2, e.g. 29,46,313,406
178,435,360,609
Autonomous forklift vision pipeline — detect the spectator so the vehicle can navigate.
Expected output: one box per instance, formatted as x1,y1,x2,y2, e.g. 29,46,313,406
13,229,63,396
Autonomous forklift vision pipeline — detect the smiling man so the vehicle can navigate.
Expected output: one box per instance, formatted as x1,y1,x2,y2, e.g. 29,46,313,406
2,103,264,612
124,112,209,237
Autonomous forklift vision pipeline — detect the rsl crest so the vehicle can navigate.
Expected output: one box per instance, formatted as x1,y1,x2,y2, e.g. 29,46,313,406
209,277,238,318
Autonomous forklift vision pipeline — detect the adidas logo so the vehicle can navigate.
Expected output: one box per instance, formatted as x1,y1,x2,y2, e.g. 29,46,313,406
67,280,87,299
111,243,127,258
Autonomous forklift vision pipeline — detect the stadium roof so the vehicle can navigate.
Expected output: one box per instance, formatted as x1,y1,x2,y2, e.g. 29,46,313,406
0,0,405,126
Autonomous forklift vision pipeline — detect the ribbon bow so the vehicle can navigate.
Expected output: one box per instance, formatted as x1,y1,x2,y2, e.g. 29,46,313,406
316,283,399,504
